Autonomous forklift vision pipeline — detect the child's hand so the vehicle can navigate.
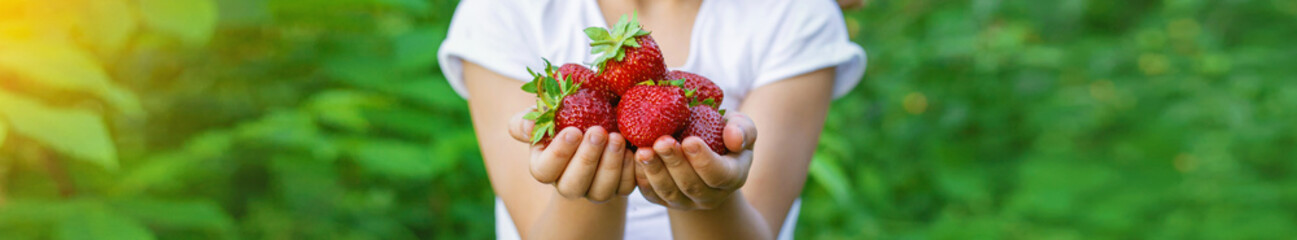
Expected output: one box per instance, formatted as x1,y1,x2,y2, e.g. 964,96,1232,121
509,110,637,203
633,112,758,210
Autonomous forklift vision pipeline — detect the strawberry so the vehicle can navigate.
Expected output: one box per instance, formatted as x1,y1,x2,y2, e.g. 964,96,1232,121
616,80,690,148
522,60,618,145
667,70,723,106
555,63,604,92
556,88,617,134
679,105,728,155
587,14,666,95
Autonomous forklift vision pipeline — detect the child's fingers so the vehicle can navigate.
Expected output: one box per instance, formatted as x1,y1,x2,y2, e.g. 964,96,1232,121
509,110,535,143
554,127,607,199
585,131,625,202
653,137,718,203
723,150,754,190
531,127,581,183
634,162,665,205
618,150,637,196
682,137,740,189
723,113,757,152
637,148,693,208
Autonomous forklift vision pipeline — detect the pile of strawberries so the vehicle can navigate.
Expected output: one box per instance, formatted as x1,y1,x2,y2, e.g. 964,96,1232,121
522,14,729,154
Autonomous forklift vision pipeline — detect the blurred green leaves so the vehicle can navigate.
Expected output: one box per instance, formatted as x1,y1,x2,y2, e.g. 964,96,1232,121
138,0,217,45
54,207,156,240
394,27,448,71
4,0,477,238
0,118,7,147
2,0,1295,239
0,0,220,173
0,199,234,239
0,39,143,116
309,90,393,132
808,155,854,207
797,0,1297,239
114,199,235,232
0,91,117,169
347,138,438,180
76,0,137,55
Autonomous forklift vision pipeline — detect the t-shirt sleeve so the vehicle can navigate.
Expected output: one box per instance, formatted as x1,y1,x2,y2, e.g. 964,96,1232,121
751,1,867,99
437,0,538,98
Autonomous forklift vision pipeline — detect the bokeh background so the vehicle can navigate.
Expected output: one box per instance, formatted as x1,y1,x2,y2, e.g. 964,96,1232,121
1,0,1295,239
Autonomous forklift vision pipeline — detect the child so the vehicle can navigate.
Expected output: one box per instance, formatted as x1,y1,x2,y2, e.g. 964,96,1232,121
438,0,865,239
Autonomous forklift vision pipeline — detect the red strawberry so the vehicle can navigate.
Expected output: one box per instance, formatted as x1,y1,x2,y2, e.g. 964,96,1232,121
556,89,617,133
667,70,723,106
679,105,728,155
555,63,603,92
522,60,618,145
587,14,666,95
616,81,690,148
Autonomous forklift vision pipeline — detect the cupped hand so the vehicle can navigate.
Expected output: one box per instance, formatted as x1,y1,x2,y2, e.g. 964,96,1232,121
633,112,758,210
509,111,637,202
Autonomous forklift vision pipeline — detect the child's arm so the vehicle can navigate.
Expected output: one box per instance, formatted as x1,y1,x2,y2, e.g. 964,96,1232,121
635,68,836,239
463,62,635,239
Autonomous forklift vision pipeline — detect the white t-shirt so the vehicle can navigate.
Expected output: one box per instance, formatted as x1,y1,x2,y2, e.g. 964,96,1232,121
438,0,866,239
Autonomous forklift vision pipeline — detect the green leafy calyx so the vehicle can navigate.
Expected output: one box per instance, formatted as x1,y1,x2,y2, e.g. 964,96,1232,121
678,78,719,110
586,13,651,70
636,79,685,87
521,59,580,144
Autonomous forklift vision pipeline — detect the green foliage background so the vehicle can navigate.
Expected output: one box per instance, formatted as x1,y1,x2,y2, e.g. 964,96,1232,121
1,0,1295,239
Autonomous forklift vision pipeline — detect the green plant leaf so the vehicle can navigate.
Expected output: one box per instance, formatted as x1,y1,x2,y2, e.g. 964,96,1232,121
325,54,398,89
138,0,217,45
394,27,447,70
113,153,195,195
0,118,7,147
0,199,92,226
347,139,436,180
55,207,155,240
376,0,432,16
235,110,331,153
809,155,855,207
113,199,235,232
307,90,392,132
367,75,465,110
76,0,138,55
0,91,118,170
362,107,445,139
0,39,143,116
